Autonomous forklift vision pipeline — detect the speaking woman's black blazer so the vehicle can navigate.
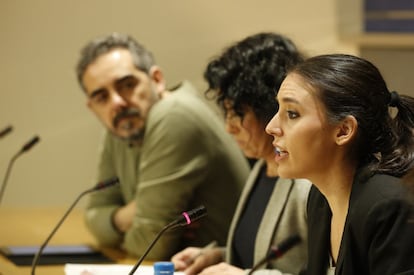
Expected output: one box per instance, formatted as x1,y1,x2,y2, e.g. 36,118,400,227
303,172,414,275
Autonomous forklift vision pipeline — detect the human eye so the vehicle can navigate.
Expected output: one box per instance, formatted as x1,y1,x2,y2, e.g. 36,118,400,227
117,77,137,94
287,110,299,119
278,103,299,120
90,91,109,105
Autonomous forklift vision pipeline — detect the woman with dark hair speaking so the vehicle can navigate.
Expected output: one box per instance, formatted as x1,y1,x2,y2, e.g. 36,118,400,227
266,54,414,274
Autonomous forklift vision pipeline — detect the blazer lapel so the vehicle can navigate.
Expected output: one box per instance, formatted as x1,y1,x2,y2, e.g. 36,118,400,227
254,177,294,264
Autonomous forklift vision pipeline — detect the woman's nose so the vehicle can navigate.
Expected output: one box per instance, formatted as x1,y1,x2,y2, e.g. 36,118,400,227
225,120,238,134
265,115,282,136
225,115,240,134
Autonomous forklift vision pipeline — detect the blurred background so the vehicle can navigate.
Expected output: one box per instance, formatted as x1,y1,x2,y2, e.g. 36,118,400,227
1,0,413,206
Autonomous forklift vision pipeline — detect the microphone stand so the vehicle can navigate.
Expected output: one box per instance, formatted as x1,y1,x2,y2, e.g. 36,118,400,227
247,234,302,275
0,153,20,205
128,205,207,275
128,222,180,275
30,177,119,275
0,135,40,205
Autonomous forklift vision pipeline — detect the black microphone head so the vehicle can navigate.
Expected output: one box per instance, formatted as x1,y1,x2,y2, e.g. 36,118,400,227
0,125,13,138
171,205,207,227
21,135,40,153
93,177,120,191
269,234,302,260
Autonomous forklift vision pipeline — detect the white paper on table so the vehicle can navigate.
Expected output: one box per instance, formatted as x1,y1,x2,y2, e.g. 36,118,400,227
64,263,185,275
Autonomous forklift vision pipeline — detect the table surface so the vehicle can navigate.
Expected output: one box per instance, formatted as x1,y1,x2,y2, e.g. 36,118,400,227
0,207,138,275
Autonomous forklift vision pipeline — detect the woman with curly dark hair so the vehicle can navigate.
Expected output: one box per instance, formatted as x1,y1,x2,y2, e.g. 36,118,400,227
172,33,311,275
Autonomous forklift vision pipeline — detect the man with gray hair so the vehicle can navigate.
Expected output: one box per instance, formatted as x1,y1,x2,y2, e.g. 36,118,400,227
76,33,249,260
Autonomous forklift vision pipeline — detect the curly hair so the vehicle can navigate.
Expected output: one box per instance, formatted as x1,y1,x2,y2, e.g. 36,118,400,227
204,32,304,125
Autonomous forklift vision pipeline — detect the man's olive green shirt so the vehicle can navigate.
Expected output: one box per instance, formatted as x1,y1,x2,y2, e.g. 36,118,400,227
85,81,250,260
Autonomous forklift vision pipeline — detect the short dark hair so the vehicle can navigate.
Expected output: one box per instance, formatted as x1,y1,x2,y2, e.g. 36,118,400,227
76,32,155,92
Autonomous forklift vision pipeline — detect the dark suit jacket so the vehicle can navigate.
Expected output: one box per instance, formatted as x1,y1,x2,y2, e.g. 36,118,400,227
304,173,414,275
226,159,311,274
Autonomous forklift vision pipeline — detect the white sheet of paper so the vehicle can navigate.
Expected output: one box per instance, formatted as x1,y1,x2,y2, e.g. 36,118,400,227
64,263,185,275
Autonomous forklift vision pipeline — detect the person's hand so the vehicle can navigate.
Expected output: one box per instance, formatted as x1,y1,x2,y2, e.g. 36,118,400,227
198,262,244,275
171,247,223,275
112,200,136,232
171,247,202,272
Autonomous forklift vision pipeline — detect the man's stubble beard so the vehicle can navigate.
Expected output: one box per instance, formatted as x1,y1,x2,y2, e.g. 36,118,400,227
112,108,146,147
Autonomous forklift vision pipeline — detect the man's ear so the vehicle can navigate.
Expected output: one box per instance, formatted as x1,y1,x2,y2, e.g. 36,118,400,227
335,115,358,145
149,66,166,93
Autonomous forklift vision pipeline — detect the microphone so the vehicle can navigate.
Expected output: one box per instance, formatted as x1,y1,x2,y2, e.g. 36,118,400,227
0,135,41,204
128,205,207,275
30,176,119,275
20,136,40,153
247,234,302,275
0,125,13,138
